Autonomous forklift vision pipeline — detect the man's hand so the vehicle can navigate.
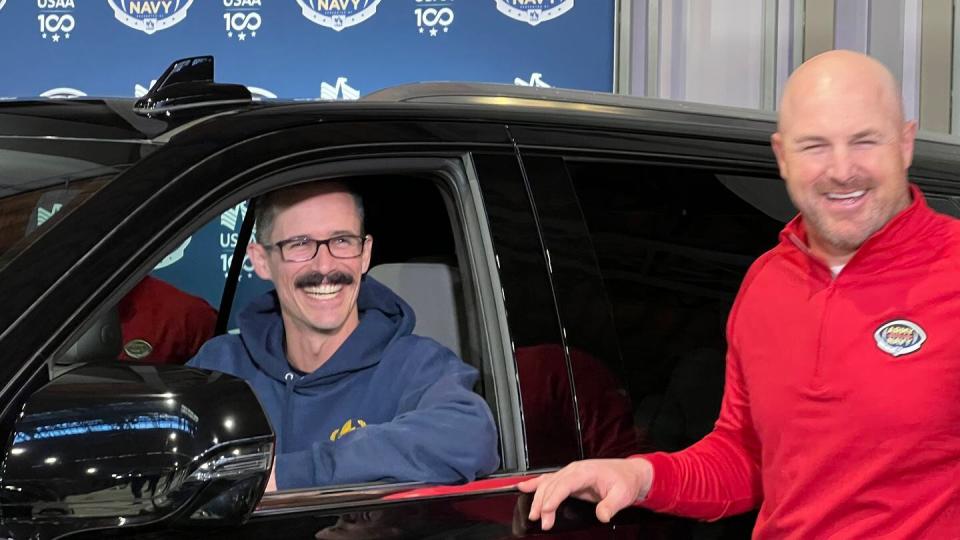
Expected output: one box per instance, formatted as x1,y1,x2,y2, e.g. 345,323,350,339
516,458,653,531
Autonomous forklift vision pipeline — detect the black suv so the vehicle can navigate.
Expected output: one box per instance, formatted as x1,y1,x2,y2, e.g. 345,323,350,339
2,57,959,540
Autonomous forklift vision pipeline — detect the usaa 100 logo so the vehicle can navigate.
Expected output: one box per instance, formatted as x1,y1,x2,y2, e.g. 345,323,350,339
297,0,382,32
495,0,574,26
108,0,194,35
224,0,261,41
38,0,77,44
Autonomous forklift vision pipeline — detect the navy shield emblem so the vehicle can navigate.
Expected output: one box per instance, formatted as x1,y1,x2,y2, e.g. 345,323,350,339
107,0,194,35
495,0,575,26
297,0,382,32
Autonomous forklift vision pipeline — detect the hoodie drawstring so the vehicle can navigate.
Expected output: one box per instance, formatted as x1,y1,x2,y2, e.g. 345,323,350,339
281,372,296,455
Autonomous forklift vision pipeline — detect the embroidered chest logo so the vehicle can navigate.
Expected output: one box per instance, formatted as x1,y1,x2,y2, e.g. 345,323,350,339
874,320,926,357
330,418,367,441
123,339,153,360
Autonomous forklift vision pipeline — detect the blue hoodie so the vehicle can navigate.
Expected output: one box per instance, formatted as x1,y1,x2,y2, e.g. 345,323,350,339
188,276,499,489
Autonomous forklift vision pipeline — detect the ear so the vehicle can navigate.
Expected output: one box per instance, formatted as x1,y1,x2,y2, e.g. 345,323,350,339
247,242,273,281
900,120,918,169
771,132,789,180
360,235,373,275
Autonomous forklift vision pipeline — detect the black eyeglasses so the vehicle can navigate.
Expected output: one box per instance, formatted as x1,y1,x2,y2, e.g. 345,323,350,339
265,235,367,262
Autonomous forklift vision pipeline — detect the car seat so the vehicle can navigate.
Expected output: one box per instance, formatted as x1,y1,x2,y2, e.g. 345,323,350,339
367,262,466,363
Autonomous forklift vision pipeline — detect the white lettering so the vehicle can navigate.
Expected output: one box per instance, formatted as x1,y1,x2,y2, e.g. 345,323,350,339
220,253,255,274
129,0,173,16
224,11,261,31
38,13,74,32
37,0,75,9
316,0,362,11
220,232,239,248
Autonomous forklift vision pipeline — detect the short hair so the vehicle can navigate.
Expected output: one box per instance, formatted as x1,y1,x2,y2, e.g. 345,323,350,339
253,180,365,244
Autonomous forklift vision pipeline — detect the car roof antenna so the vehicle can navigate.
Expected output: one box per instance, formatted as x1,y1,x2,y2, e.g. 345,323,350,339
134,56,251,117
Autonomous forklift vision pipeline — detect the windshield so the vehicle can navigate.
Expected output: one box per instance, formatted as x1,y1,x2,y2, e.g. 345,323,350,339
0,144,138,270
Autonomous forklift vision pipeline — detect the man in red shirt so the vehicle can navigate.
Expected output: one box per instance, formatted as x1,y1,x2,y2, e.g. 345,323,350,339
117,276,217,364
519,51,960,538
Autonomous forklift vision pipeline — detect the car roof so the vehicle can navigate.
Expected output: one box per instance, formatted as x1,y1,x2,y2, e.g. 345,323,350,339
2,81,959,150
0,83,776,142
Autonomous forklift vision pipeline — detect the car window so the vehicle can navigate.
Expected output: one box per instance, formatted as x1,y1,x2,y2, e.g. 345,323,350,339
562,160,785,452
50,170,503,496
0,175,114,271
471,153,583,469
525,156,786,538
0,137,148,270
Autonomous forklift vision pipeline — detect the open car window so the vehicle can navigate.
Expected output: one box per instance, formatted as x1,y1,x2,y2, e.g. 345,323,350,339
48,168,503,499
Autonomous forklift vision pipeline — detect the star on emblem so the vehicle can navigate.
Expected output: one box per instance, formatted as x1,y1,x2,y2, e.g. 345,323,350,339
443,27,449,33
251,31,256,37
429,27,438,37
52,33,60,42
64,33,70,39
228,31,233,37
42,33,47,39
419,27,424,33
238,31,246,40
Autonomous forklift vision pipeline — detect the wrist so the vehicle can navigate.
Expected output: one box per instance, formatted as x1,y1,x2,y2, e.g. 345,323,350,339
628,457,654,502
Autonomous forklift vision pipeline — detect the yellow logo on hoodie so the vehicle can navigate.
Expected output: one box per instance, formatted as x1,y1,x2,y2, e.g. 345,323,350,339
330,418,367,441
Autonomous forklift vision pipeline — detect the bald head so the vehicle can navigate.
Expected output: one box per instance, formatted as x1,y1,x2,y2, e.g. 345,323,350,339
779,50,905,131
770,49,916,267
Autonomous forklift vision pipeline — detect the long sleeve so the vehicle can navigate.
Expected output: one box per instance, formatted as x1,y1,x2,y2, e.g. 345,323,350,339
275,345,500,489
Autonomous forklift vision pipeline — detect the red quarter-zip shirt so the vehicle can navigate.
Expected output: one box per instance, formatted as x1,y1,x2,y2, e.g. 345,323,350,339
638,185,960,538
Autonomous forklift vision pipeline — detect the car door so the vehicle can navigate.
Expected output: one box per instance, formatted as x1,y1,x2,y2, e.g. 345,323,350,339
0,109,630,539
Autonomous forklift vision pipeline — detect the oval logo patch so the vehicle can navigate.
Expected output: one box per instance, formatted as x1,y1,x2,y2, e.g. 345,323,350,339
123,339,154,360
874,320,926,357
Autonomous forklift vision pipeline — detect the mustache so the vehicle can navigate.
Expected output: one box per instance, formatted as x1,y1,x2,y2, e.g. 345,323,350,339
294,271,355,289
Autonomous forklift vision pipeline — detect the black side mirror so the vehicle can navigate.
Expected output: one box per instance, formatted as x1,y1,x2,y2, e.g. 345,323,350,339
0,363,274,539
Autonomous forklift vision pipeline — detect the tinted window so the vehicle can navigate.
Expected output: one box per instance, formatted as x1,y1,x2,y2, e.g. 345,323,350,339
565,160,784,451
0,137,148,268
473,153,582,468
534,157,788,538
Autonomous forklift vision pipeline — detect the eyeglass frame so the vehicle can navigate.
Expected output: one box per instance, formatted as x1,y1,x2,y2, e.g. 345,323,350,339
263,234,369,262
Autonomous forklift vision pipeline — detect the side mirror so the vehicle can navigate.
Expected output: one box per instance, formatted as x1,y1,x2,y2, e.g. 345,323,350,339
0,363,274,539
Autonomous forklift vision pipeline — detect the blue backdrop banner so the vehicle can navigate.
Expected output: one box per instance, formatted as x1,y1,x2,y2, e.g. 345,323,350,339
0,1,614,99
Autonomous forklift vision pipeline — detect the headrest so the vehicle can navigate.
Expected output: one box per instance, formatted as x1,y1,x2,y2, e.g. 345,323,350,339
368,262,464,360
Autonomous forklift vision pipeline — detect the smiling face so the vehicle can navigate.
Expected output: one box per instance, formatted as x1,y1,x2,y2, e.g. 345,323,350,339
771,51,916,264
248,184,371,344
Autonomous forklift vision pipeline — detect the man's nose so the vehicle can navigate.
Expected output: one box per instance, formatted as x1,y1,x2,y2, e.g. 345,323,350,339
309,243,338,271
827,145,856,182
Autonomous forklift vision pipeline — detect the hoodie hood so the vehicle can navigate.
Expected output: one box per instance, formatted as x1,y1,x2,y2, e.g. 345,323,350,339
237,275,416,388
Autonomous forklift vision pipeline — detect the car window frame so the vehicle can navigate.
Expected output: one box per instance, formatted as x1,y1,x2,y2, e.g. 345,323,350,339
10,150,529,515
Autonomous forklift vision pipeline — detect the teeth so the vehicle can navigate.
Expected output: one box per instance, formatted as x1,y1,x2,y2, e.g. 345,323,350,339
826,190,865,200
302,284,342,295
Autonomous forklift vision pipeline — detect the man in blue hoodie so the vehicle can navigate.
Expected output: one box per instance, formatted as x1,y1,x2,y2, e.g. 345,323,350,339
188,181,499,491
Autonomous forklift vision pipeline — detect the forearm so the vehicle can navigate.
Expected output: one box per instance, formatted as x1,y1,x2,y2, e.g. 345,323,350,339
635,430,762,520
275,397,499,489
